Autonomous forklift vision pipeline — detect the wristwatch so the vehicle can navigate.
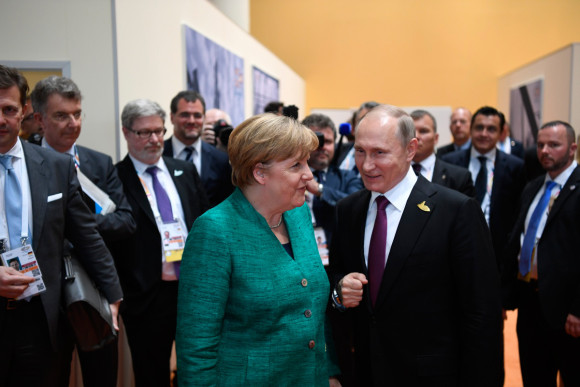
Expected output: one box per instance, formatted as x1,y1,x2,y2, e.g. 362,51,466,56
318,183,324,196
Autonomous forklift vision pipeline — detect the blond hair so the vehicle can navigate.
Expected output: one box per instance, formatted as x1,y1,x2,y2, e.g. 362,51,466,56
228,114,318,188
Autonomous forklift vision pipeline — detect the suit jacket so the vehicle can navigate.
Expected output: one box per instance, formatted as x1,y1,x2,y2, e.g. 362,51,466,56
0,142,123,350
177,188,339,386
111,155,209,315
436,142,457,157
312,164,363,244
502,166,580,330
163,137,234,207
76,145,135,242
442,148,526,266
431,158,475,197
330,178,503,386
507,138,524,159
334,142,355,169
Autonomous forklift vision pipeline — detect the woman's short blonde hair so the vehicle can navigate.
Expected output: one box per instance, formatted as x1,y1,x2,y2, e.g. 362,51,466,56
228,113,319,188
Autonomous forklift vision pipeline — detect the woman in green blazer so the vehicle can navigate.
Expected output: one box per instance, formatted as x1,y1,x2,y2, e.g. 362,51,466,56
177,114,341,386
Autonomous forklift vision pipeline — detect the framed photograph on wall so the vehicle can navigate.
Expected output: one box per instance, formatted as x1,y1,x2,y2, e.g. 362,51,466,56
252,66,279,115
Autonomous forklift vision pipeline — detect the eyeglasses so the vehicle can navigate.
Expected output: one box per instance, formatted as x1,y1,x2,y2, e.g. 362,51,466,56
52,111,84,123
128,127,167,139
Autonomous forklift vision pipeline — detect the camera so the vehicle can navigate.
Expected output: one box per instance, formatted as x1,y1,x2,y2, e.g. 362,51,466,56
213,119,234,148
314,132,325,149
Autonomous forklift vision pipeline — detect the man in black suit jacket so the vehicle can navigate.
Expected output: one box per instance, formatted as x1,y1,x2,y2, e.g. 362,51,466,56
111,99,209,387
0,66,123,386
31,75,136,387
163,90,233,207
442,106,525,267
410,109,475,197
502,121,580,386
302,113,363,245
330,105,502,386
436,107,472,157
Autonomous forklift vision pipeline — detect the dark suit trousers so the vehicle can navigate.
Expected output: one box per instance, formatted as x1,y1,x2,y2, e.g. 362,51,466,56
516,284,580,387
0,297,70,387
123,281,178,387
77,338,119,387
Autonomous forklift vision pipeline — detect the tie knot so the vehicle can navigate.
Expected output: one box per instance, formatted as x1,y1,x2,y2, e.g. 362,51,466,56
477,156,487,164
412,163,422,175
375,195,389,211
146,166,159,177
546,180,558,191
0,155,14,171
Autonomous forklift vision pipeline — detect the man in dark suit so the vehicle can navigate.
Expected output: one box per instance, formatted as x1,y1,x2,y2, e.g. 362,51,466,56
302,113,363,246
111,99,209,386
330,104,503,386
502,121,580,386
436,107,472,157
31,75,136,387
163,90,233,207
0,66,123,386
442,106,525,266
497,115,524,159
410,109,475,197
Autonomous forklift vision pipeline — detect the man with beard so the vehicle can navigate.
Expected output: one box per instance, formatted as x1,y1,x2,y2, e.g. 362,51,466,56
163,91,233,207
302,113,362,246
502,121,580,386
112,99,209,386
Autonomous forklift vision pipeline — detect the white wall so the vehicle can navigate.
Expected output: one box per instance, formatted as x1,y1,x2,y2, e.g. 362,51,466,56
498,44,579,138
0,0,118,157
114,0,305,157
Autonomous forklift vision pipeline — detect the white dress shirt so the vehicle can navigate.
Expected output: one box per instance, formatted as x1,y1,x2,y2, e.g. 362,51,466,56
363,166,417,268
0,139,33,251
171,136,202,177
412,153,436,182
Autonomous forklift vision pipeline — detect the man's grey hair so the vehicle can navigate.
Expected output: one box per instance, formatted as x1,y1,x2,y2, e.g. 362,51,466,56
362,104,416,146
301,113,337,138
30,76,82,116
410,109,437,133
121,99,166,129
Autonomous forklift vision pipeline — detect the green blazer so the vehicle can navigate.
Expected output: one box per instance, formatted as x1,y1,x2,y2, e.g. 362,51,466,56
177,188,339,386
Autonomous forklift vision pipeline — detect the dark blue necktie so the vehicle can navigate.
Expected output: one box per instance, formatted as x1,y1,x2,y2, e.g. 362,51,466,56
474,156,488,204
519,181,558,276
368,196,389,307
182,147,193,162
0,155,22,250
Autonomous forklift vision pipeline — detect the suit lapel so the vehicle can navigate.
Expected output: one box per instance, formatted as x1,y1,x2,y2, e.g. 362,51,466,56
375,177,436,308
119,155,156,225
432,159,446,185
546,166,580,226
22,143,49,251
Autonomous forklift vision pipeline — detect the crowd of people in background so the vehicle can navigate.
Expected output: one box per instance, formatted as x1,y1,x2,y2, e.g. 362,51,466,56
0,63,579,387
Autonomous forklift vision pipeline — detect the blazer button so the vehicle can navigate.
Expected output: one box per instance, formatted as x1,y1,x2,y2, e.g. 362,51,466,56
304,309,312,318
308,340,315,349
301,278,308,287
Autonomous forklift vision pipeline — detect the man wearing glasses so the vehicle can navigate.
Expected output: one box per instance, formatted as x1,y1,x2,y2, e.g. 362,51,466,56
163,90,233,207
112,99,209,386
30,75,136,387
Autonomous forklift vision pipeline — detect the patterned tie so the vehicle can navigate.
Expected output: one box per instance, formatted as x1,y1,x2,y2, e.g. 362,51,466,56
368,196,389,307
0,155,22,250
474,156,488,204
412,163,422,176
519,181,558,277
182,146,193,162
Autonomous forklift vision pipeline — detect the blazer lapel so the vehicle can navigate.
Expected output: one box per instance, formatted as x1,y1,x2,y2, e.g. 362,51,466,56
546,166,580,226
432,159,446,185
119,155,156,226
22,143,49,251
375,178,436,308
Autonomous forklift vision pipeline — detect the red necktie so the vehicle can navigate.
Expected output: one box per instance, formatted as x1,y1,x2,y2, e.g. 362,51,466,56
368,196,389,306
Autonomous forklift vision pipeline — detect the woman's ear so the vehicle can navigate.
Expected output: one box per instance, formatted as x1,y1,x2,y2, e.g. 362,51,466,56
253,163,266,184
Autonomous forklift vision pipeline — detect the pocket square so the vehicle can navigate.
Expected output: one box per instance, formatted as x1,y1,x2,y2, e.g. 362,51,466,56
174,170,183,177
47,193,63,202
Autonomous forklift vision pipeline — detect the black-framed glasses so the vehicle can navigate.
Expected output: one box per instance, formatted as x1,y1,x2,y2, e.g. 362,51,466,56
128,127,167,139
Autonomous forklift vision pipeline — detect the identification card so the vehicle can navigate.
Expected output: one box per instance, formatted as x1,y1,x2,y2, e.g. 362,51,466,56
314,227,329,266
160,221,185,262
1,244,46,299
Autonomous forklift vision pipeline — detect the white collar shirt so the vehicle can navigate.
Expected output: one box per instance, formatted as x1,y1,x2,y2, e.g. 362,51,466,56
412,153,436,182
469,147,496,224
171,136,202,177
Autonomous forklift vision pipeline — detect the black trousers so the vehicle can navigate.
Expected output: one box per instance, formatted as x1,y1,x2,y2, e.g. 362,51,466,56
0,297,70,387
123,281,178,387
517,285,580,387
77,337,119,387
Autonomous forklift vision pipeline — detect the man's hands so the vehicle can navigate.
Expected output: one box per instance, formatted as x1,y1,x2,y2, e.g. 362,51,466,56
306,179,322,197
0,266,35,298
109,300,122,331
339,272,368,308
565,313,580,338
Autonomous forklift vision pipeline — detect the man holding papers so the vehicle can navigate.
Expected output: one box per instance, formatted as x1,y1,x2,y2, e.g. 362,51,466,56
31,75,135,387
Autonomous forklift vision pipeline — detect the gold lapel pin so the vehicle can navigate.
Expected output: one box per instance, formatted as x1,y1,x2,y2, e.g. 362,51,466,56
417,201,430,212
